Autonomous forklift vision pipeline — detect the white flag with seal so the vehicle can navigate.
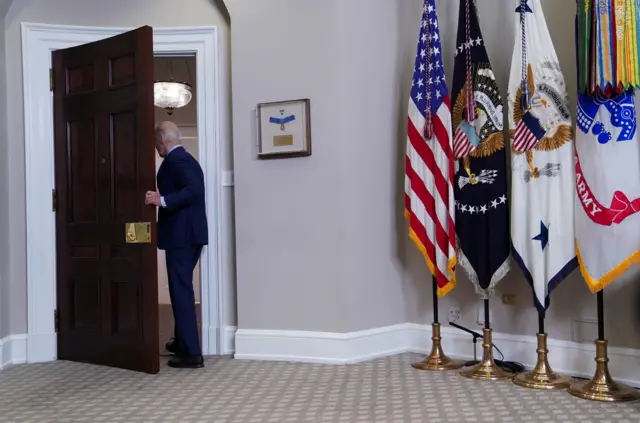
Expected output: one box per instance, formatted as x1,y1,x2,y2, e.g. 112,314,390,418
509,0,577,313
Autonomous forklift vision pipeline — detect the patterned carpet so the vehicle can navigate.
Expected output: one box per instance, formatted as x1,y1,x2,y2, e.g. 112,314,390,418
1,353,640,422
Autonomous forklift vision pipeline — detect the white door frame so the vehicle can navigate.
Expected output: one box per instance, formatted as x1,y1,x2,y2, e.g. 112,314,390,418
21,23,230,362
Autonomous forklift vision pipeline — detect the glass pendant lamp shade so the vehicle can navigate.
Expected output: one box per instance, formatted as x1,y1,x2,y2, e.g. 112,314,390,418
154,78,192,114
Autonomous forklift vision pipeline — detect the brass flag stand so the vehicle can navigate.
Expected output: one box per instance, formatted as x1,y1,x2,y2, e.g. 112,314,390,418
460,299,514,381
412,277,463,371
568,291,640,402
513,314,572,389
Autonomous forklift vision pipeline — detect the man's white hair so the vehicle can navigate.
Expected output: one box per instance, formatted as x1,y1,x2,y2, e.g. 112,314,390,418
155,121,182,142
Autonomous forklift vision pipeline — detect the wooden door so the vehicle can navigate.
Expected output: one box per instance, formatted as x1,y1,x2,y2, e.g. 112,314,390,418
52,26,159,373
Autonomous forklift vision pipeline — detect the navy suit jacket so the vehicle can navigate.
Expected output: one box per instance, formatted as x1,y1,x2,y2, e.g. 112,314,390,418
157,146,208,250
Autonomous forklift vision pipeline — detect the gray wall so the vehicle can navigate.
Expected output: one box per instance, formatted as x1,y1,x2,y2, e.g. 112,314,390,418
228,0,640,348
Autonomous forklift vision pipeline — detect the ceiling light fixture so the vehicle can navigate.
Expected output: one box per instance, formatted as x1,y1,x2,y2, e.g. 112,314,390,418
154,58,193,115
154,78,192,115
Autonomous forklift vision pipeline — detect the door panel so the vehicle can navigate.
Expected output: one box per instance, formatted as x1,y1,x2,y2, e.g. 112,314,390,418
53,26,159,373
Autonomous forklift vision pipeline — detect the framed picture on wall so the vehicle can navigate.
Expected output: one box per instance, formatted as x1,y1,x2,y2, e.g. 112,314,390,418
257,98,312,159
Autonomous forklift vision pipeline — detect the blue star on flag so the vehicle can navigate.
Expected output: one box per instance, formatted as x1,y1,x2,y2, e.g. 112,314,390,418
532,220,549,251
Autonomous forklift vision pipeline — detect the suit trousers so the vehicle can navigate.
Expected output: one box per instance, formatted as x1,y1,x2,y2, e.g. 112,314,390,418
166,245,203,357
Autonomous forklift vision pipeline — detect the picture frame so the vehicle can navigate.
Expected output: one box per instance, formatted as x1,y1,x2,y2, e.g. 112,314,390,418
256,98,312,159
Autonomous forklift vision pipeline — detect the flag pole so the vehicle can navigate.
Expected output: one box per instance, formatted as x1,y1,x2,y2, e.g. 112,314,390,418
538,313,544,334
411,276,463,371
459,298,514,381
597,290,604,340
433,275,439,325
567,291,640,402
513,311,572,390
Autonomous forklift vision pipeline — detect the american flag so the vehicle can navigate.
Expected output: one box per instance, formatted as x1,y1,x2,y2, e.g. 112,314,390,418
513,111,546,152
404,0,457,295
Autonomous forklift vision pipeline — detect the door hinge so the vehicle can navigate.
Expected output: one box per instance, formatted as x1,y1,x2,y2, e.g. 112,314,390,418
49,68,54,91
52,189,57,212
54,309,59,332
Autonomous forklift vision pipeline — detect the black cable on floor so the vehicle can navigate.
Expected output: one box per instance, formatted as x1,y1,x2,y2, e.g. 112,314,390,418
449,321,525,373
493,343,525,373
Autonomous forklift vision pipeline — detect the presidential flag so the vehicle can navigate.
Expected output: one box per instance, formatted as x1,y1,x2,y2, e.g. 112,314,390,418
509,0,577,314
405,0,457,296
451,0,510,298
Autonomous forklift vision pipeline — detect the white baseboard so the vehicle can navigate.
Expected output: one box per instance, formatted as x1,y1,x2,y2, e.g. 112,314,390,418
235,324,412,365
235,323,640,387
0,334,27,369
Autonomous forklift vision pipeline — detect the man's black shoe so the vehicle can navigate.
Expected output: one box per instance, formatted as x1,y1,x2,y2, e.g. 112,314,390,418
167,355,204,369
165,339,178,354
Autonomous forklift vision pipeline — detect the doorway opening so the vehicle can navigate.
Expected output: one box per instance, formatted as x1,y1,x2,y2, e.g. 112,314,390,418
21,23,231,367
153,55,203,357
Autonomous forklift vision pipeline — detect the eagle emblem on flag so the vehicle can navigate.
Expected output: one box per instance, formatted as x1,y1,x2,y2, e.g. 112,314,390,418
452,63,505,187
510,63,573,183
452,0,510,298
509,0,577,314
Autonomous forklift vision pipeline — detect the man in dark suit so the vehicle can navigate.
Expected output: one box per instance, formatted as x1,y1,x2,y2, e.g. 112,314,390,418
145,121,208,369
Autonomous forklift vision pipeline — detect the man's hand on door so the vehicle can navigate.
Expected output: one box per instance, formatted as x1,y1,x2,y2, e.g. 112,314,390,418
145,190,161,207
